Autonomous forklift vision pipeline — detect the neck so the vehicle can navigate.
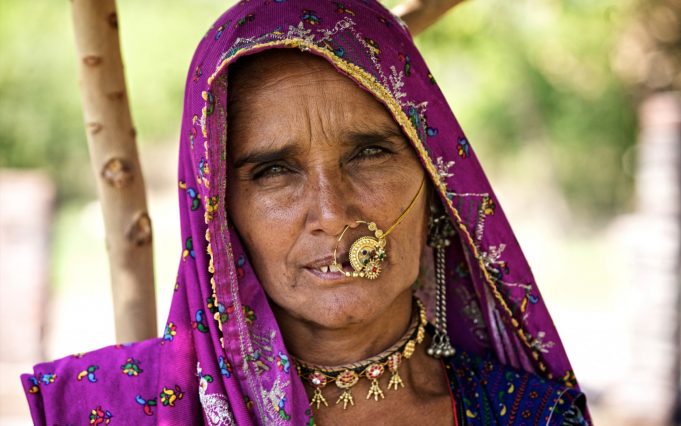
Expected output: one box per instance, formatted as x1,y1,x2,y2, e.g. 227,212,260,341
274,290,414,366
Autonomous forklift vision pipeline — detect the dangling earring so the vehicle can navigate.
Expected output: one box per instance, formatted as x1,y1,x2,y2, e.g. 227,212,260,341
426,206,456,358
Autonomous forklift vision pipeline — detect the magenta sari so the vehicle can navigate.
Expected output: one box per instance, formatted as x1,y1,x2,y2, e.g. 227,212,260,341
22,1,588,424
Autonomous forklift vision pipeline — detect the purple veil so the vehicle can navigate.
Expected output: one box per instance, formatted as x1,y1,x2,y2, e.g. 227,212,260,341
22,1,585,424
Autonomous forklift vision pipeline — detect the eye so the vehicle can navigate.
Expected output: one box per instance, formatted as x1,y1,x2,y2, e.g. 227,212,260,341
355,146,390,160
252,164,291,180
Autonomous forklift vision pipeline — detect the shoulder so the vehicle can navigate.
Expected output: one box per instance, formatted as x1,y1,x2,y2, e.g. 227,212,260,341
444,349,588,426
21,337,199,425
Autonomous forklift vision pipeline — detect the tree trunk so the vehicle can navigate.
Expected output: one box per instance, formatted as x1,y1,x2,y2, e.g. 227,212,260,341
393,0,466,36
70,0,157,343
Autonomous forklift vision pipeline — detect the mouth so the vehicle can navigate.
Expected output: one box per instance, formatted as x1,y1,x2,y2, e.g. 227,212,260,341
303,254,353,281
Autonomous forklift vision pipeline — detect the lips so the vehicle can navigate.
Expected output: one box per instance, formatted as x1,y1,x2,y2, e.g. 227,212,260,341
304,253,351,278
305,254,346,270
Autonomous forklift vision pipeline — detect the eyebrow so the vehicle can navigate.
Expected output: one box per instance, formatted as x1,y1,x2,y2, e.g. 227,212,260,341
231,125,405,169
232,144,304,169
344,126,405,148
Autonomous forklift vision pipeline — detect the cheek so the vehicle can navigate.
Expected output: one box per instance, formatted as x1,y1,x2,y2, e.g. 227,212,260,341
390,203,428,279
229,177,299,235
384,186,428,285
227,183,302,280
373,157,424,211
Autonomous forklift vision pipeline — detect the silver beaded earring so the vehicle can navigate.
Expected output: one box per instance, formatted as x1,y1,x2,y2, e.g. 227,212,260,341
426,205,456,358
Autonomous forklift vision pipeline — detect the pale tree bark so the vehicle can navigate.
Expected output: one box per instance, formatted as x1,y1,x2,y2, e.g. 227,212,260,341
70,0,156,343
393,0,467,36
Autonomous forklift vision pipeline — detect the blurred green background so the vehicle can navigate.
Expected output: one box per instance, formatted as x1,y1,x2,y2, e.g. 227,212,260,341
0,0,654,307
0,0,648,216
0,0,229,200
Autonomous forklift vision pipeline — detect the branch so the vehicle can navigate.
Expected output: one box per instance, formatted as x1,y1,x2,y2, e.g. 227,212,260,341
71,0,157,343
392,0,466,36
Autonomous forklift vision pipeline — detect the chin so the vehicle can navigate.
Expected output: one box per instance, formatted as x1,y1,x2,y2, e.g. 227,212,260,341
309,281,413,330
292,284,388,330
323,290,378,327
265,264,415,330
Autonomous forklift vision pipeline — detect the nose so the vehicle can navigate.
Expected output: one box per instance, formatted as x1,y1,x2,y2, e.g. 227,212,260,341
304,171,356,237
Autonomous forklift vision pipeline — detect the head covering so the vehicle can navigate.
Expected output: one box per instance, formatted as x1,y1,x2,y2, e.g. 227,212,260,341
22,1,586,424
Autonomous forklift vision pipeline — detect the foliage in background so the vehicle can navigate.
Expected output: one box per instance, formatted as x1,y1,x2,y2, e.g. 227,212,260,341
1,0,640,219
612,0,681,94
403,0,639,218
0,0,231,200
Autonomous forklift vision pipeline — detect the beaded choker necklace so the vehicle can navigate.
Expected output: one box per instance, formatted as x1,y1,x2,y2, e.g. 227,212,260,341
293,298,427,410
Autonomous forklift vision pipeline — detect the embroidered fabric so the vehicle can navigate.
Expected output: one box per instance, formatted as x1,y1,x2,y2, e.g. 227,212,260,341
443,348,588,425
20,1,590,425
198,363,235,426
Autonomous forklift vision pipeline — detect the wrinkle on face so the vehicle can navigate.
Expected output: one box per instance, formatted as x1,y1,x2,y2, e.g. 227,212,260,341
226,49,428,334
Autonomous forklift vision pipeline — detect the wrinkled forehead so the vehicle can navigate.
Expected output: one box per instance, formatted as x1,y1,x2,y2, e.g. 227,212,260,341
227,49,342,91
227,49,371,109
226,49,404,142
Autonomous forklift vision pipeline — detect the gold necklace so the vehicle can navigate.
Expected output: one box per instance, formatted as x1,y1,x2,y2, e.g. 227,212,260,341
293,298,428,410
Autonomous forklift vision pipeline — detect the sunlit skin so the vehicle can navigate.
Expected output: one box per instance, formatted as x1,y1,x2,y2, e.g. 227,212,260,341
226,50,452,424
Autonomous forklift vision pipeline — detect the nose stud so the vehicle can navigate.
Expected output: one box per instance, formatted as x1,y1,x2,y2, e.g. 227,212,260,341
330,179,425,280
333,221,386,280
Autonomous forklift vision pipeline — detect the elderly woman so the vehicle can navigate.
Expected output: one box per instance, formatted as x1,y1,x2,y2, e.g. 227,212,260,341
22,1,589,424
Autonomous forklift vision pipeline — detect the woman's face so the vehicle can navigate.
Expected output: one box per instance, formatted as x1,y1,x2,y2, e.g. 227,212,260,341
226,50,428,330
